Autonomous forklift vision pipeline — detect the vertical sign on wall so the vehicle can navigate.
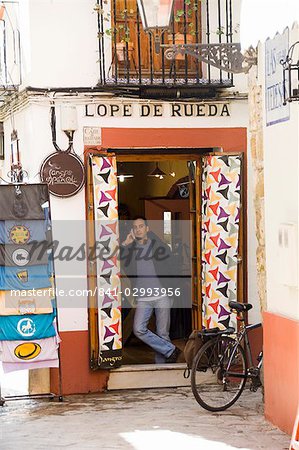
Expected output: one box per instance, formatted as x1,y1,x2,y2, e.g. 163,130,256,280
265,28,290,126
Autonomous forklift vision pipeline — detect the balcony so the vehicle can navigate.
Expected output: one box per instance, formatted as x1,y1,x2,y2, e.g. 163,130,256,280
0,4,21,104
96,0,238,99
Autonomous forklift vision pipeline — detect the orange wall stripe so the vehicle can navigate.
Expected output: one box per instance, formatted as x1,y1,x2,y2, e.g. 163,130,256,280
264,311,299,435
101,128,247,152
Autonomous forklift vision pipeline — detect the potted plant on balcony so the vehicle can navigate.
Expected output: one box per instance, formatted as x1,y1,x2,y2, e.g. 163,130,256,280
169,32,193,60
169,0,197,60
115,41,134,62
115,24,134,62
95,4,134,62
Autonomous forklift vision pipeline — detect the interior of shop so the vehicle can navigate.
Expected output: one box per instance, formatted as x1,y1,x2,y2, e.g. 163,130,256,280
117,160,192,365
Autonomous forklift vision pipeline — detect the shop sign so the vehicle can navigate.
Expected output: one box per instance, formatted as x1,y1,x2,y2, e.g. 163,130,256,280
83,127,102,146
265,28,290,126
85,102,230,118
40,152,85,198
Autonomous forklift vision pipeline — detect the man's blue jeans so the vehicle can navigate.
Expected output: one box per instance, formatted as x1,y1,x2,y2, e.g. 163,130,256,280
133,296,175,363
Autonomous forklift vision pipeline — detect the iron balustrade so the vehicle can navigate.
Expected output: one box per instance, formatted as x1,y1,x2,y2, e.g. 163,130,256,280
96,0,237,98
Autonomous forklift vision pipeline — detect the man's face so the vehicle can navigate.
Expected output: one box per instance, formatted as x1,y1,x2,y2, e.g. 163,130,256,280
133,219,149,241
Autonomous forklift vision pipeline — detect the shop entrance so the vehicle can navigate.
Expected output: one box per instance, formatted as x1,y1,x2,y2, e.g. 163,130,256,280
117,159,193,365
86,147,245,375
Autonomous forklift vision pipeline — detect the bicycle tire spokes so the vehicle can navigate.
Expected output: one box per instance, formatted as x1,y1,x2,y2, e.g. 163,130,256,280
191,336,247,412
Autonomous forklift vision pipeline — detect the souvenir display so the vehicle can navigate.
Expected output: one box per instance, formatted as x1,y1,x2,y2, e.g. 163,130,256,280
0,264,52,290
0,185,48,220
0,220,49,244
0,334,60,364
0,311,56,340
0,289,53,316
0,242,49,266
0,185,61,376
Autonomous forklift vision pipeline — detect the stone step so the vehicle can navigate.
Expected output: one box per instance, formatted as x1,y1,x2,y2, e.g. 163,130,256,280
107,363,190,390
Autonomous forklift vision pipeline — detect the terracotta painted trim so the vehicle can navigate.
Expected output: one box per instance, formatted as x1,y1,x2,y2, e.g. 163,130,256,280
263,311,299,435
51,330,109,396
101,127,247,152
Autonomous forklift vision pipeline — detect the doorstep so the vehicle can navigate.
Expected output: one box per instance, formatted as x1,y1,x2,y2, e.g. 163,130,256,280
107,363,190,390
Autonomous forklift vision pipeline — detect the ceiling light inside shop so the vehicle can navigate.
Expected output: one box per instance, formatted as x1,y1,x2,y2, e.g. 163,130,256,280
148,162,167,179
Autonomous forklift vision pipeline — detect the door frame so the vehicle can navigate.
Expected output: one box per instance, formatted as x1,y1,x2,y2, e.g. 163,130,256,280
85,143,247,369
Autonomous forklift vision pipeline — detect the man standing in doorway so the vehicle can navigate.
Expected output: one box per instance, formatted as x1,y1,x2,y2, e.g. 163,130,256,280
121,217,181,363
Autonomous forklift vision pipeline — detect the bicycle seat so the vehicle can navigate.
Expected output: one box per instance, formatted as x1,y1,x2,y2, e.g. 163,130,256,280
200,327,220,336
221,326,236,335
200,326,235,336
229,301,253,312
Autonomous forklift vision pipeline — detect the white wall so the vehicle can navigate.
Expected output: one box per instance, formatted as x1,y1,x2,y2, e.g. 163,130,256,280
247,149,260,324
241,0,299,49
19,0,99,88
261,25,299,321
0,95,258,332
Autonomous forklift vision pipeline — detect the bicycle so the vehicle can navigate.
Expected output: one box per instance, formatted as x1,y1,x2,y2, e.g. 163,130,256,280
190,301,263,412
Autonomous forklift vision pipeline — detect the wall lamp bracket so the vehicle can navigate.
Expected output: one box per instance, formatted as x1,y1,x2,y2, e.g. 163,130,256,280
280,41,299,105
160,43,257,74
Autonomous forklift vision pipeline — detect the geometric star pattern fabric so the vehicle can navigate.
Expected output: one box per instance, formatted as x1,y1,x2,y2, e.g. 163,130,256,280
201,155,242,330
91,156,122,369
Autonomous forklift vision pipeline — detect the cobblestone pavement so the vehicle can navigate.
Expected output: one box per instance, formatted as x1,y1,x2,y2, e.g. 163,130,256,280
0,387,289,450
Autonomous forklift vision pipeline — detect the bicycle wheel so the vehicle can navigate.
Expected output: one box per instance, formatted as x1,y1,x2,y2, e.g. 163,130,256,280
191,336,247,412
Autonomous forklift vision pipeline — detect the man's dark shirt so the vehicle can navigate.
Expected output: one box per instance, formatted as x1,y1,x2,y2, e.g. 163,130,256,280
120,232,175,290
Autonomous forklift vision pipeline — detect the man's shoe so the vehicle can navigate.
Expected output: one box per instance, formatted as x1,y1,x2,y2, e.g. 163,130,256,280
166,347,181,363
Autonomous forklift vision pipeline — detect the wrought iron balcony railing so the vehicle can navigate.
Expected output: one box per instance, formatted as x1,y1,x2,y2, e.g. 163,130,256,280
96,0,238,98
0,6,21,99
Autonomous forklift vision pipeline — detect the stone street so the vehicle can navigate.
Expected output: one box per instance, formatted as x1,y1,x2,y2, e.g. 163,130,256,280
0,387,289,449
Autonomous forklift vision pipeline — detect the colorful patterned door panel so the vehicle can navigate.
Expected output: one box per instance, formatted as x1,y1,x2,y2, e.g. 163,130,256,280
91,156,122,369
201,155,242,330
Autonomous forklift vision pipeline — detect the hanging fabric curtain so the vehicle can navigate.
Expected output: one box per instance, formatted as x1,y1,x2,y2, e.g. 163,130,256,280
91,155,122,369
201,155,242,330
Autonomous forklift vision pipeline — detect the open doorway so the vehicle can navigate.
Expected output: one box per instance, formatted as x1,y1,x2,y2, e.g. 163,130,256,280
117,160,192,365
87,150,244,372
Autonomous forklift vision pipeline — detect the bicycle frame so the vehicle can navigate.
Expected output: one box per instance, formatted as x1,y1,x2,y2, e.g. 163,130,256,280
223,321,262,379
244,323,262,369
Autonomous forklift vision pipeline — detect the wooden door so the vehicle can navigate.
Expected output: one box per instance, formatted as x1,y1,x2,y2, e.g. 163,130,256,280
188,160,202,330
112,0,201,77
200,153,244,330
88,154,122,369
188,154,244,331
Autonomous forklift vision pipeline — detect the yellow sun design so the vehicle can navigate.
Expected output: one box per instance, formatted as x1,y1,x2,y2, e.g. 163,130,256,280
9,225,30,244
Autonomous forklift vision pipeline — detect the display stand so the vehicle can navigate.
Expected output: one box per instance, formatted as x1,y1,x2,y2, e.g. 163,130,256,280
0,335,63,406
0,181,63,406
